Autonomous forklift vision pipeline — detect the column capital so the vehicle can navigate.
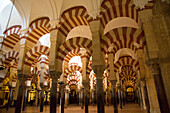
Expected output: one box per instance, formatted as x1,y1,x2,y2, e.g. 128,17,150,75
146,58,160,75
82,81,89,88
92,65,105,79
110,80,117,88
49,19,60,29
20,29,29,37
17,74,28,85
58,81,66,87
49,71,62,83
140,78,146,86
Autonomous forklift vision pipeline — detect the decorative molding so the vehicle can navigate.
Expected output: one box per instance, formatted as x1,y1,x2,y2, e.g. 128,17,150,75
133,0,150,9
49,71,62,83
88,9,100,19
49,19,60,29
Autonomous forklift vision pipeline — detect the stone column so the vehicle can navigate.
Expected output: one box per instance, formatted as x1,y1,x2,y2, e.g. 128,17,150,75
91,89,95,106
121,90,124,107
138,85,144,108
148,59,170,113
117,86,122,109
15,74,27,113
22,86,29,111
40,84,44,112
79,90,81,106
105,89,109,106
36,90,40,107
92,65,105,113
50,71,61,113
110,80,118,113
136,88,141,106
45,91,48,105
136,49,150,112
83,82,89,113
65,90,69,108
80,87,84,109
6,86,14,110
141,79,150,113
59,82,65,113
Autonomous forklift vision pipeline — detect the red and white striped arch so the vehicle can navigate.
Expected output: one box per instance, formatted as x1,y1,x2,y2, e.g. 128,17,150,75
57,37,92,62
0,51,19,66
121,66,137,87
100,0,154,29
3,25,21,49
27,69,40,81
120,65,136,80
58,6,92,38
24,45,50,66
64,65,82,77
27,17,51,47
100,0,139,29
114,56,139,72
101,27,146,54
67,75,80,82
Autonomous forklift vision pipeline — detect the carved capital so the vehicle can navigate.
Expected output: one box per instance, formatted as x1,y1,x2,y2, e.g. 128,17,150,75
140,78,146,86
110,80,117,88
133,0,150,9
146,58,160,75
17,74,28,85
49,19,60,29
92,65,105,79
58,81,66,88
82,81,89,89
49,71,62,83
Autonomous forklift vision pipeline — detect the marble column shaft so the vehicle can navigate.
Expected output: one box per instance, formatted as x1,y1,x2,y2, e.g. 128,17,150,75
22,87,29,111
83,82,89,113
93,65,105,113
81,88,84,109
149,60,170,113
6,86,13,110
15,74,27,113
141,80,150,113
40,86,44,112
50,71,61,113
118,87,122,109
59,82,65,113
110,80,118,113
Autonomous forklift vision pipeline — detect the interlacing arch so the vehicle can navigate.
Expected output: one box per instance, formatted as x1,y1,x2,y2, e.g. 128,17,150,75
3,25,22,49
26,17,51,47
101,27,146,54
64,65,82,78
100,0,154,29
114,56,139,72
24,45,50,66
57,37,92,62
0,51,19,67
58,6,93,38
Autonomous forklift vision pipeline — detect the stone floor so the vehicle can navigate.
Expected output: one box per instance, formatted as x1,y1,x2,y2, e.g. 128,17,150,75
0,103,146,113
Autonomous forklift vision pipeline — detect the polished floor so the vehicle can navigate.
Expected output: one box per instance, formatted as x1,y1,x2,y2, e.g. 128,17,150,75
0,103,146,113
